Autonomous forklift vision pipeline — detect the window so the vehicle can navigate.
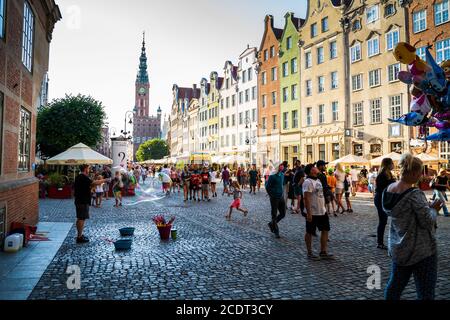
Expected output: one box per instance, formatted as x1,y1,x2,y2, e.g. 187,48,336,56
305,52,312,68
292,110,298,129
232,134,236,146
331,71,338,89
226,79,230,89
221,117,224,128
386,29,399,51
351,43,361,63
221,99,224,109
389,95,402,119
272,115,277,130
391,141,403,152
282,62,289,77
226,116,229,127
352,74,363,91
262,117,267,130
311,23,318,38
248,68,252,81
306,80,312,96
369,69,381,87
270,46,275,58
353,102,363,126
319,144,326,161
287,36,292,50
370,99,382,124
306,107,312,126
264,50,268,61
321,17,329,32
388,63,401,82
22,1,35,72
367,37,380,57
18,107,31,171
245,89,250,102
262,94,267,108
330,41,337,59
242,70,247,83
413,10,427,33
271,91,276,105
282,87,288,103
0,0,5,38
332,101,338,121
226,97,230,108
291,84,298,100
436,38,450,64
291,58,298,74
352,20,361,31
232,114,236,126
307,145,313,163
283,112,289,130
318,104,325,124
385,4,395,17
252,108,256,122
435,0,449,25
317,47,324,64
318,76,325,93
252,86,257,100
226,135,229,147
239,112,243,125
239,92,243,104
262,71,267,85
232,94,236,106
354,144,363,156
416,46,427,61
239,132,243,145
366,5,379,24
332,143,340,160
271,67,277,81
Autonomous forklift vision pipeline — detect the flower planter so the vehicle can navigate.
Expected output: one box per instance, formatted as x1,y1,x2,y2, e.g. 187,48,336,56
157,225,172,240
47,186,72,199
357,185,369,193
419,182,432,191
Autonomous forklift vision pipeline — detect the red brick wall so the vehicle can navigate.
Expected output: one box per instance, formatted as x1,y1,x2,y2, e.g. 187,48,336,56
0,181,39,233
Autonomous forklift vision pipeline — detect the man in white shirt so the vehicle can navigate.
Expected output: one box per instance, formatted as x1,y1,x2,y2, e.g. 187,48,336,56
350,166,359,197
303,164,334,261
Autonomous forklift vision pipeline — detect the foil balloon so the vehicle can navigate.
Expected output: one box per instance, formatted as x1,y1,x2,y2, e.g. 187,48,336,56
421,128,450,141
411,93,432,114
389,111,426,126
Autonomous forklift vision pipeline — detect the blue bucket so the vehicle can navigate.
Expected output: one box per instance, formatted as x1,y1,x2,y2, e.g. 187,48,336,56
114,239,132,250
119,227,135,237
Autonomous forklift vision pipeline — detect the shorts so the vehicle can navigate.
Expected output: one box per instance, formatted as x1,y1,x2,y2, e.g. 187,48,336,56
250,180,257,187
75,203,90,220
96,192,102,197
345,192,350,198
230,198,241,209
114,190,122,198
103,184,109,192
223,181,230,188
306,215,330,234
162,182,170,189
191,184,199,191
211,182,216,185
202,184,209,191
335,188,344,195
325,195,334,204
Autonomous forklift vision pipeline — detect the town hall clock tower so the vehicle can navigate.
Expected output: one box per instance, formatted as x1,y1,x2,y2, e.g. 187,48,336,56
133,33,162,159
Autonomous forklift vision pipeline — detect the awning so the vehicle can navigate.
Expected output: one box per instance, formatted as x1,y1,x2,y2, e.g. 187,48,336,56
329,154,370,166
370,152,402,166
46,143,113,165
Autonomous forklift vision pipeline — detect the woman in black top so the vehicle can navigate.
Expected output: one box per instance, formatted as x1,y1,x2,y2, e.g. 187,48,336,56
374,158,396,250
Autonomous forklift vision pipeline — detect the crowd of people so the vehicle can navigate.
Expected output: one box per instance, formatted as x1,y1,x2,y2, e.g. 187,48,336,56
72,152,446,300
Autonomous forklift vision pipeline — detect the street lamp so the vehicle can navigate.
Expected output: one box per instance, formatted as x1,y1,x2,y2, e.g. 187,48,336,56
244,117,257,164
121,108,137,140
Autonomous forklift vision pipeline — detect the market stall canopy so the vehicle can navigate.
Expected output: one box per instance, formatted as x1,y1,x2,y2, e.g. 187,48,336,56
190,153,211,164
46,143,113,165
415,153,448,164
221,154,248,164
329,154,370,166
370,152,402,166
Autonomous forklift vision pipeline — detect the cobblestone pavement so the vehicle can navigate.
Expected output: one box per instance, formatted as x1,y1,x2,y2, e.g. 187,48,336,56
29,185,450,300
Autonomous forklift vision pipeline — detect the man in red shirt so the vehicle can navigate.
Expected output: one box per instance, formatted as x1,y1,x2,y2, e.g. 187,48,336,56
201,167,211,201
190,170,201,202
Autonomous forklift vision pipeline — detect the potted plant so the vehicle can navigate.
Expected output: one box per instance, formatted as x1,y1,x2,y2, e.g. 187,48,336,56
419,175,433,191
357,177,369,193
47,172,72,199
152,215,175,240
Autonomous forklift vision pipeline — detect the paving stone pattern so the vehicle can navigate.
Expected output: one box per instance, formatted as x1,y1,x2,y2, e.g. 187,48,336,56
29,187,450,300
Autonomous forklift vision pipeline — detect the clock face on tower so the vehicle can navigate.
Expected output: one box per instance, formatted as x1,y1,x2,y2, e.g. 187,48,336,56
139,87,146,95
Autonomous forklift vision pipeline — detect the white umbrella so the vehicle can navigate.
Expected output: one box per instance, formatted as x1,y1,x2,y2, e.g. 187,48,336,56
370,152,402,166
415,153,448,164
329,154,370,166
47,143,113,165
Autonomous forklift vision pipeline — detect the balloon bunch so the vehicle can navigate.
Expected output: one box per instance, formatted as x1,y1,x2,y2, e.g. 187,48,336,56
389,42,450,141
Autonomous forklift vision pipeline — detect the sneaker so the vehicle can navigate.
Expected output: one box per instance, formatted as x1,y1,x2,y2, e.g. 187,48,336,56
319,252,335,260
308,253,321,261
268,222,275,233
76,235,89,244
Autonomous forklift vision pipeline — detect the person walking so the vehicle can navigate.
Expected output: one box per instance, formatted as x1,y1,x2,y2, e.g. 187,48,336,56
266,163,286,239
293,160,305,215
101,166,112,200
112,171,123,207
210,167,218,198
374,158,396,250
316,160,334,216
221,166,231,196
249,164,258,195
303,164,334,261
181,166,191,202
431,168,450,217
350,166,359,197
368,167,377,197
334,163,346,214
344,170,353,213
225,180,249,220
201,166,211,201
74,165,106,243
326,168,338,216
383,153,440,300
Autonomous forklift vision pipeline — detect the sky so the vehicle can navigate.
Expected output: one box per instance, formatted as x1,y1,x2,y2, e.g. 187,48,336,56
48,0,307,133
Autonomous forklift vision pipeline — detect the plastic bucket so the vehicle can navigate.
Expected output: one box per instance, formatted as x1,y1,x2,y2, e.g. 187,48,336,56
157,225,172,240
119,227,135,237
114,239,132,250
171,229,177,240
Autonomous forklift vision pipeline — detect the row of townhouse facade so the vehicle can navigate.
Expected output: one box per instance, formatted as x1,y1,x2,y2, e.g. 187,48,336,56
169,0,450,167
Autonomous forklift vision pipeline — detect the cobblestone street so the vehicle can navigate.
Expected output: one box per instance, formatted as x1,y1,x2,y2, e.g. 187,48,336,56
28,186,450,300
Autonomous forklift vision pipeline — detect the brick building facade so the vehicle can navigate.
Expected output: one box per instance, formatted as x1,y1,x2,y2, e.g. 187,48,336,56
132,34,162,160
0,0,61,240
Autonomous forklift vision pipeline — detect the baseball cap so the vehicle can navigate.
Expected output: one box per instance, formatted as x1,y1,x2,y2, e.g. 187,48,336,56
316,160,328,167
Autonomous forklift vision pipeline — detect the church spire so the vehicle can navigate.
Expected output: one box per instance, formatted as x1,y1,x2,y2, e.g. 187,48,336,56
136,32,149,84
